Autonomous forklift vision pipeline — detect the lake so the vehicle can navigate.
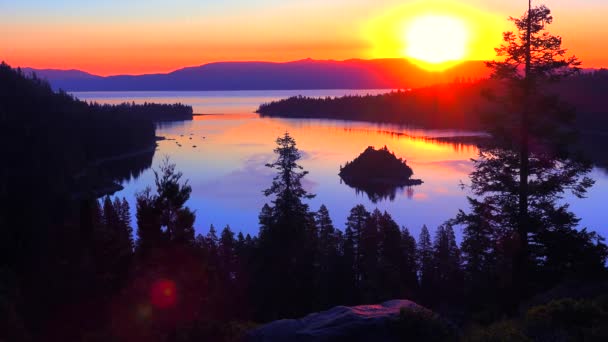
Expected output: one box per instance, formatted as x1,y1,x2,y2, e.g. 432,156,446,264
74,90,608,240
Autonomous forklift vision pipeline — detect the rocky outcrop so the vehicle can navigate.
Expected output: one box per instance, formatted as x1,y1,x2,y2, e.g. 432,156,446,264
247,300,429,342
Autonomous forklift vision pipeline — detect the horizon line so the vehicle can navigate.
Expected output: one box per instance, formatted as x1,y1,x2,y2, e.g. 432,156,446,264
14,57,491,78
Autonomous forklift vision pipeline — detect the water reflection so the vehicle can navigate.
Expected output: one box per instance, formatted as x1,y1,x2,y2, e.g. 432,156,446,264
340,177,417,203
76,91,608,240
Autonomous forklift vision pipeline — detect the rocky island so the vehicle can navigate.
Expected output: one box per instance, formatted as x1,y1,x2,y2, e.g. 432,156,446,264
339,146,422,202
340,146,422,186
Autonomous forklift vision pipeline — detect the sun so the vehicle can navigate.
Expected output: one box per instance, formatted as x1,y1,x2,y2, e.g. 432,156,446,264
364,1,507,71
404,15,469,67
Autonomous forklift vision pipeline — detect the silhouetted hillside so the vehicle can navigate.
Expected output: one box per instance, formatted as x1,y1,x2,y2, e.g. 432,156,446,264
24,58,490,91
258,81,491,129
0,62,159,198
87,102,193,121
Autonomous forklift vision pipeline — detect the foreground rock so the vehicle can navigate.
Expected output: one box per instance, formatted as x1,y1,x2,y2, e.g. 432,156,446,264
247,300,434,342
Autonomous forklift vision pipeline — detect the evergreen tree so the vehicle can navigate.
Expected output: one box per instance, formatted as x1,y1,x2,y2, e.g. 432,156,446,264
377,211,404,300
315,205,341,308
359,209,381,303
254,132,316,319
342,225,358,304
135,159,195,252
219,225,236,282
432,224,462,305
118,197,134,252
400,227,419,299
258,203,273,237
206,224,219,250
462,1,596,304
93,196,134,292
457,202,500,311
418,225,434,303
345,204,370,292
153,158,195,245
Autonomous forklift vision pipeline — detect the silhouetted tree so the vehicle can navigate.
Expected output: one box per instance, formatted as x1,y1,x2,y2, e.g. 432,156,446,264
135,158,195,254
315,205,342,308
457,201,500,312
342,224,358,304
345,204,370,297
377,211,405,300
359,209,381,302
254,132,316,320
432,224,462,306
462,1,597,305
94,196,134,292
418,225,434,303
400,227,419,298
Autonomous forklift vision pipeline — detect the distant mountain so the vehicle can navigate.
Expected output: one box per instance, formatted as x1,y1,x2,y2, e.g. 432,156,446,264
22,58,491,91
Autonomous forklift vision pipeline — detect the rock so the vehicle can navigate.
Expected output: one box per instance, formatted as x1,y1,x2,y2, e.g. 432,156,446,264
247,300,428,342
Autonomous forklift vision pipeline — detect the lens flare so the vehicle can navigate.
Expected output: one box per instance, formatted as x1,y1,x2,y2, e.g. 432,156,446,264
150,279,177,309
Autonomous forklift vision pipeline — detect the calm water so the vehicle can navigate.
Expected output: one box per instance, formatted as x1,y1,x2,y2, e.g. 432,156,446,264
73,90,608,239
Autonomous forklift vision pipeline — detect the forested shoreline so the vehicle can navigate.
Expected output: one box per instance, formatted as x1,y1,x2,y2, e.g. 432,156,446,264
257,81,488,130
257,70,608,133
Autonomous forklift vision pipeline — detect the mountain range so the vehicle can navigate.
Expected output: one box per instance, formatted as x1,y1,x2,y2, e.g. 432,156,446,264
22,58,491,91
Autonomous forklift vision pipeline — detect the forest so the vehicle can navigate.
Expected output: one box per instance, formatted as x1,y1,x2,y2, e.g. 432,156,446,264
257,81,487,130
257,70,608,133
3,131,606,341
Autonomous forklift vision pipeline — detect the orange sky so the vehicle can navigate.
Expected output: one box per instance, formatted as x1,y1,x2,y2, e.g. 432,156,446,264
1,0,607,75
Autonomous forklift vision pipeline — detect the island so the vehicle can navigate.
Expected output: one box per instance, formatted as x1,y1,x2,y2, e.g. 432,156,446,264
339,146,422,202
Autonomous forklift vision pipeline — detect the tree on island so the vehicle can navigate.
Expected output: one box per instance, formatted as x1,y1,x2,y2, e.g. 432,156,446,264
339,146,422,202
457,0,605,310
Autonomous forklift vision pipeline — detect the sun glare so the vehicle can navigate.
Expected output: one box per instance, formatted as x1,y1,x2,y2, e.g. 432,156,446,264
404,15,468,65
363,1,506,71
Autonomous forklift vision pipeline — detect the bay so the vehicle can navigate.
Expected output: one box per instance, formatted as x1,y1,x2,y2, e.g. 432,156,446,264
73,90,608,239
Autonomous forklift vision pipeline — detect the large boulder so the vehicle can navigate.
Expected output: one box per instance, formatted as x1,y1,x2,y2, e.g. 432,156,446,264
247,300,431,342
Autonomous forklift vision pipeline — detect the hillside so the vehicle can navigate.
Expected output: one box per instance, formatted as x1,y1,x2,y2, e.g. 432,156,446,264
258,81,491,130
0,62,161,199
23,58,490,91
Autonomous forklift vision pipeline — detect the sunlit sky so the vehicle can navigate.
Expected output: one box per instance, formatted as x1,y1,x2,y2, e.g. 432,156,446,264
1,0,607,75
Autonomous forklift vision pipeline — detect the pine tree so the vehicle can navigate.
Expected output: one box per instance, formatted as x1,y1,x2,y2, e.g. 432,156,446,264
432,224,462,305
359,209,381,303
463,0,595,304
135,159,195,252
118,198,134,252
315,205,341,308
377,211,403,300
418,225,434,303
258,203,273,238
342,225,358,304
345,204,370,291
400,227,419,298
219,225,236,280
255,132,316,319
153,158,195,245
457,202,499,309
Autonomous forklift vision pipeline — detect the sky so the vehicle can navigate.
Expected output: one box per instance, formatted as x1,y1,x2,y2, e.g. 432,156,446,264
1,0,607,75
